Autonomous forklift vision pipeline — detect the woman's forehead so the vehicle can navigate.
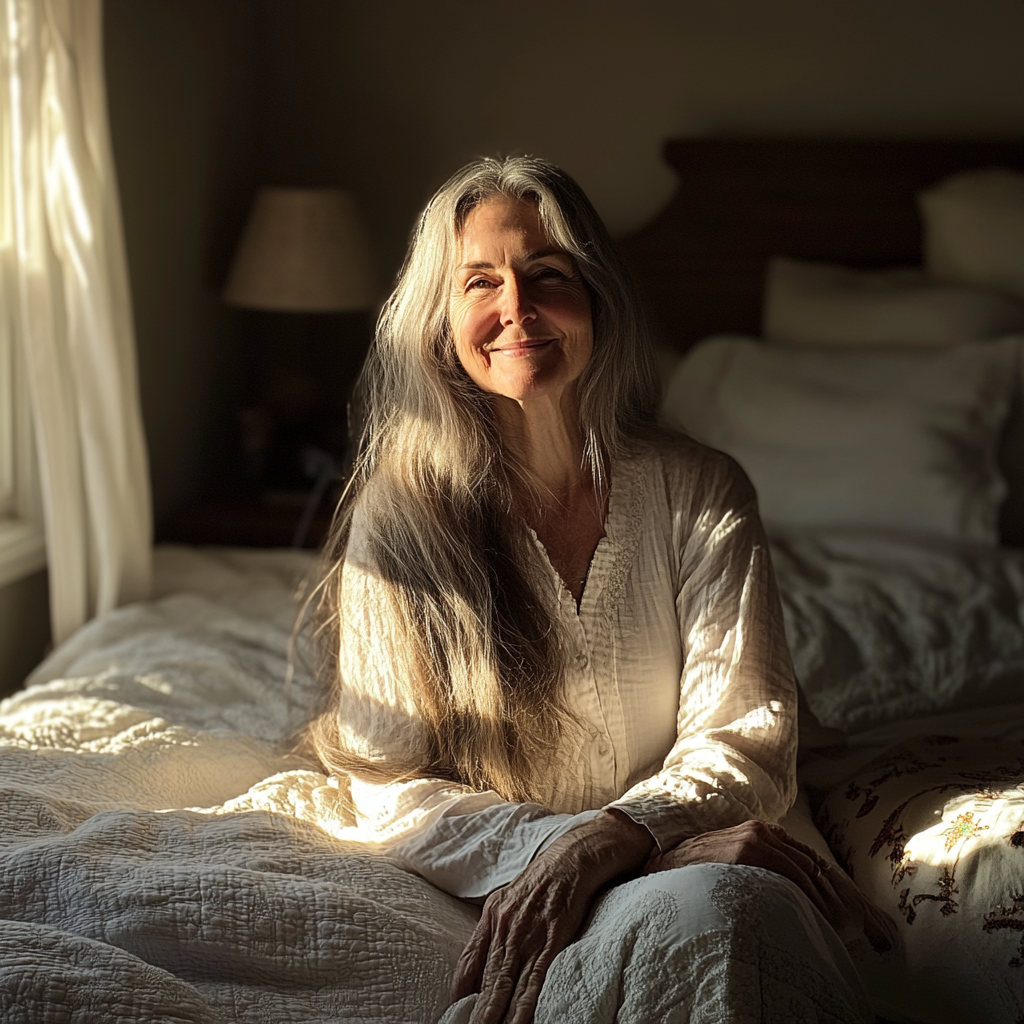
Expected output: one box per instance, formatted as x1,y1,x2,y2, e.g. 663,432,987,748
454,196,566,265
461,195,543,236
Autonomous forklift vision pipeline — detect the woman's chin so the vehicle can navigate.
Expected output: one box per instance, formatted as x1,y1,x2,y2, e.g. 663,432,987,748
481,361,584,409
490,378,576,410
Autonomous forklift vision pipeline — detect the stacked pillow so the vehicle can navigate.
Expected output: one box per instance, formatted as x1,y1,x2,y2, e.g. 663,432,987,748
763,256,1024,347
662,333,1019,543
919,169,1024,301
663,236,1024,545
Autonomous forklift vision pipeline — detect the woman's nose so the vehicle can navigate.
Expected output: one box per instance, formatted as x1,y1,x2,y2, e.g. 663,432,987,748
500,274,537,326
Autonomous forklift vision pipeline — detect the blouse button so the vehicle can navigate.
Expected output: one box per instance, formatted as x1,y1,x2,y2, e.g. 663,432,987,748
576,653,590,670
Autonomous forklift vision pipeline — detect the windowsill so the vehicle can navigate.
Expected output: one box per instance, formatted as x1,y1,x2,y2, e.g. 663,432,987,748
0,518,46,589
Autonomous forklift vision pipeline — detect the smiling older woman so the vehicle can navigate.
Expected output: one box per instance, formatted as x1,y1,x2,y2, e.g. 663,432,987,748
307,157,894,1024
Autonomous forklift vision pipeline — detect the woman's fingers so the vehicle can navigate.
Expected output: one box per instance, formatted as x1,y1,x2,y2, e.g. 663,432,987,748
770,825,830,874
741,834,835,919
466,912,529,1024
452,905,500,1001
459,896,577,1023
823,859,898,953
466,916,556,1024
507,945,557,1024
754,825,899,953
761,827,849,916
457,891,548,1024
757,826,894,947
646,820,898,953
863,902,899,953
469,946,519,1024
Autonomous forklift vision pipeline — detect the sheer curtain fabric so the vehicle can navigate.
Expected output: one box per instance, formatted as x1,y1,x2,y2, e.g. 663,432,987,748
0,0,151,644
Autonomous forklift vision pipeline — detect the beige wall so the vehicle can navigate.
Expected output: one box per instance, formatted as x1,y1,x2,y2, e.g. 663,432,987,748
253,0,1024,277
104,0,261,525
100,0,1024,521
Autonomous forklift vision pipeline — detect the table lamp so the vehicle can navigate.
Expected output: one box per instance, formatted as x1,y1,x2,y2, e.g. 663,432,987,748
224,187,375,313
223,188,375,494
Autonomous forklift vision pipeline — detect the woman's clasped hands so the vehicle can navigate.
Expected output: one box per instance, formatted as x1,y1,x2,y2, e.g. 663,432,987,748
450,816,897,1024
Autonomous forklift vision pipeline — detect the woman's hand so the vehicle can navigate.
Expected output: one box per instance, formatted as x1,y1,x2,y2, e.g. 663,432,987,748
451,809,654,1024
644,819,898,954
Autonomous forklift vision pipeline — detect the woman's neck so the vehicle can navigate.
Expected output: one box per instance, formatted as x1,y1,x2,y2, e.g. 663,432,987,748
493,391,588,502
493,392,607,607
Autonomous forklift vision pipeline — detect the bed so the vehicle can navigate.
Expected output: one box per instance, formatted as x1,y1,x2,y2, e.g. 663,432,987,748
628,138,1024,1023
3,138,1024,1023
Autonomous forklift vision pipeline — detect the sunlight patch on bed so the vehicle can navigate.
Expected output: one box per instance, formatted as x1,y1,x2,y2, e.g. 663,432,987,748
896,786,1023,870
210,769,361,838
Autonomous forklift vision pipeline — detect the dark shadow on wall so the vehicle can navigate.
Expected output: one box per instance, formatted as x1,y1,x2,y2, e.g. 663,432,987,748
0,571,50,697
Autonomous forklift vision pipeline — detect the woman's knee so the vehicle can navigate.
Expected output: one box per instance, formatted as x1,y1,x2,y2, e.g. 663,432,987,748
536,864,873,1023
636,863,838,952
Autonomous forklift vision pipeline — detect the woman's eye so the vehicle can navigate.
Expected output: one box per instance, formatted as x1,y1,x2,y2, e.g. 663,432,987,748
535,266,578,285
467,278,494,290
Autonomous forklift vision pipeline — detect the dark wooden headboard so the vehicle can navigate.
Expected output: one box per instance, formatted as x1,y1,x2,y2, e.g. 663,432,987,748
618,138,1024,350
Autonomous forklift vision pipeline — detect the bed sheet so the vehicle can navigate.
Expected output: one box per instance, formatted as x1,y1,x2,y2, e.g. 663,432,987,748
771,527,1024,734
0,545,476,1023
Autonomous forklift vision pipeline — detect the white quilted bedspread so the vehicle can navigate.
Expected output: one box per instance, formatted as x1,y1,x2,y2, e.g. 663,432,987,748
0,547,476,1023
7,532,1024,1022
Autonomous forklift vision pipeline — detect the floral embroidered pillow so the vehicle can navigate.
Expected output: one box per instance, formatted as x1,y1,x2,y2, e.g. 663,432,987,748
815,737,1024,1023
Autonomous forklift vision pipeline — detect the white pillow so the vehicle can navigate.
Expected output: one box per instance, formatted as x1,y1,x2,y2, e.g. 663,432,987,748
763,256,1024,346
919,169,1024,300
662,335,1020,543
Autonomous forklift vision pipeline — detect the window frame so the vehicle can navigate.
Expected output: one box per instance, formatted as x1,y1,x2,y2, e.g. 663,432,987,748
0,275,45,589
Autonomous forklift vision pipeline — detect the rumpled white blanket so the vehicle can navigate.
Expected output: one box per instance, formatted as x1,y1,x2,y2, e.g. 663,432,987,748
0,547,478,1023
5,533,1024,1022
771,528,1024,732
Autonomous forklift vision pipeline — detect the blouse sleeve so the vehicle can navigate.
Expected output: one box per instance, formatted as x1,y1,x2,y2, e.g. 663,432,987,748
335,508,599,899
607,450,799,852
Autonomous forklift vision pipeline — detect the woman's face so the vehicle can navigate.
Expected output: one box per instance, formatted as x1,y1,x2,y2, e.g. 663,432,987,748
449,196,593,407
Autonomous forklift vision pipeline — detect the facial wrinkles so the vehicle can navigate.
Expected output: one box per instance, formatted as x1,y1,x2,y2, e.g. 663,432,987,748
449,197,593,404
453,257,583,347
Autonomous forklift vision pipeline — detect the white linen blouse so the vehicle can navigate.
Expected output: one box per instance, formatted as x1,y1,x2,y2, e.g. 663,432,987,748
335,438,798,899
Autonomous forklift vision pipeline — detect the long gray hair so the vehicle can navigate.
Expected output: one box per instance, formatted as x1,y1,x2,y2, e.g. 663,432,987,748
308,156,659,802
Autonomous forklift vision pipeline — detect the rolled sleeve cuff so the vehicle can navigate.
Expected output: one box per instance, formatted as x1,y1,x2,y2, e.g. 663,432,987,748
388,803,603,899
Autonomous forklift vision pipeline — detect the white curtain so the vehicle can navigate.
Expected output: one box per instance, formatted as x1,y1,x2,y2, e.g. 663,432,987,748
1,0,151,645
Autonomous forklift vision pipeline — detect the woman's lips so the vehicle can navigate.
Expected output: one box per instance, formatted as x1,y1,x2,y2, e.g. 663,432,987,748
489,338,555,357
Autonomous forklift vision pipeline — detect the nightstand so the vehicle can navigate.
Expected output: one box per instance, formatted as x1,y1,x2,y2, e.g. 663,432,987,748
159,490,335,549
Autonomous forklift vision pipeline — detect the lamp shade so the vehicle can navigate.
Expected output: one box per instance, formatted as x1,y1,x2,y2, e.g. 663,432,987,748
223,188,375,312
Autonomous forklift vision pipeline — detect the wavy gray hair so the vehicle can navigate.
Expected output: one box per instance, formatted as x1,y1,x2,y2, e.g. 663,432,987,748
308,156,659,802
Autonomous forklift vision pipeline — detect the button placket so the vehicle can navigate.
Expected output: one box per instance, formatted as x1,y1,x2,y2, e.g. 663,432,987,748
581,458,649,798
